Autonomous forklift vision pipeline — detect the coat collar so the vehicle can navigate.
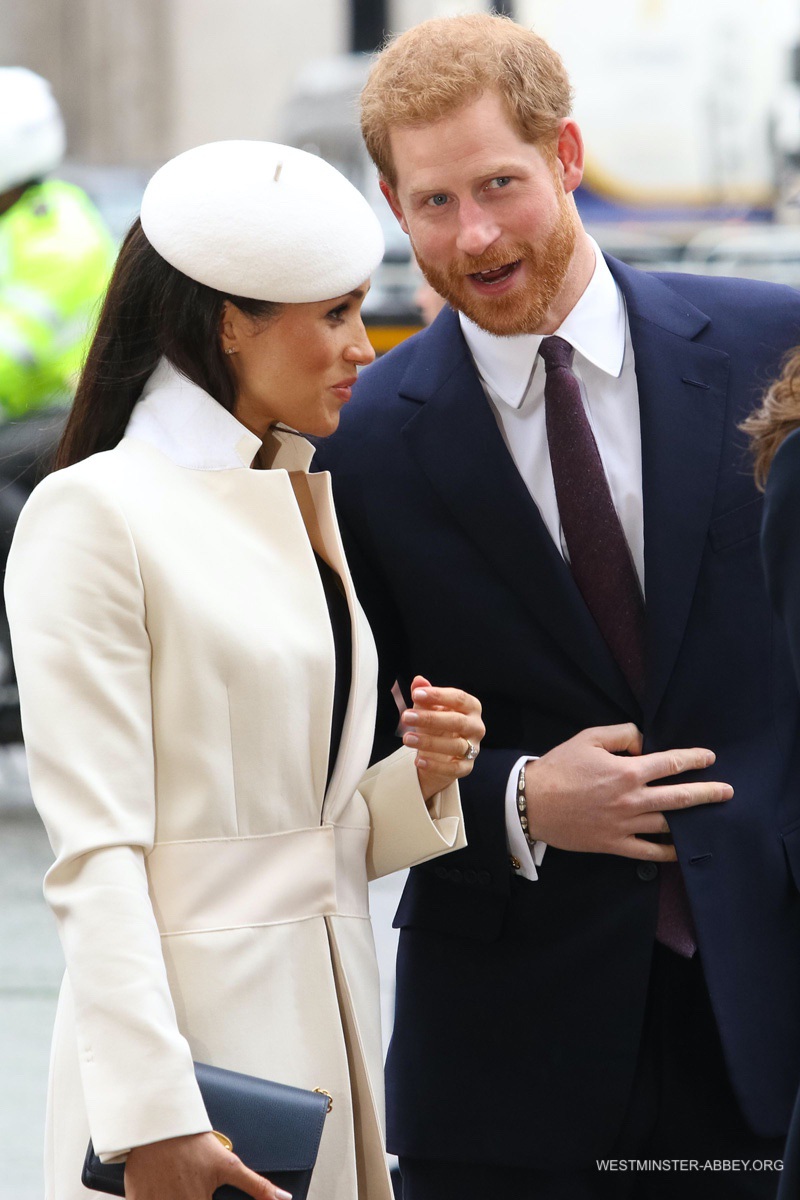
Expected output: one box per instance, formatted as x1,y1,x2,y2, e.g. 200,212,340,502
124,358,316,474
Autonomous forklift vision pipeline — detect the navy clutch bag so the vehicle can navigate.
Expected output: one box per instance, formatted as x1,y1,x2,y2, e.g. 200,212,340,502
81,1061,331,1200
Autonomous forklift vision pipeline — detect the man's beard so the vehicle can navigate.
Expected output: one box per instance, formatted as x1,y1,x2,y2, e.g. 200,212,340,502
414,196,578,337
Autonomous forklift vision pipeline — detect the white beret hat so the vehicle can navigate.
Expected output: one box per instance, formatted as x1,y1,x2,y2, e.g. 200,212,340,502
140,140,384,304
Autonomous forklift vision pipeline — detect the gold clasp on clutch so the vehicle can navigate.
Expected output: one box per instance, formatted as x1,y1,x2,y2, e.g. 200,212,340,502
212,1130,234,1151
313,1087,333,1113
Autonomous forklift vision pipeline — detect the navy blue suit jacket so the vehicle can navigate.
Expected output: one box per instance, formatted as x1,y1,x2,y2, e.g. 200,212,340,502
317,257,800,1170
763,426,800,1197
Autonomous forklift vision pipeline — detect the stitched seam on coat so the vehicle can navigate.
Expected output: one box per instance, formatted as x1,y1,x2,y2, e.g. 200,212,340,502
158,912,371,937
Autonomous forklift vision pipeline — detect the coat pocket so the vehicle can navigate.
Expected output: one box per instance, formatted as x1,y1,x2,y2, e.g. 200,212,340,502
393,864,508,943
708,496,764,552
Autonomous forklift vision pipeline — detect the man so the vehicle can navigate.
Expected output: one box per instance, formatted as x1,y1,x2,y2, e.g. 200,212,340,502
316,13,800,1200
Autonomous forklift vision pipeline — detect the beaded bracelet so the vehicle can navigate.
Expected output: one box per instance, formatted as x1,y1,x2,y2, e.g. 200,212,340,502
516,762,537,849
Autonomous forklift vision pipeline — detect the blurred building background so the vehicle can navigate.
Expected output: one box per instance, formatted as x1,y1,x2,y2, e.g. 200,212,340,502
5,0,800,279
2,0,487,166
2,0,799,208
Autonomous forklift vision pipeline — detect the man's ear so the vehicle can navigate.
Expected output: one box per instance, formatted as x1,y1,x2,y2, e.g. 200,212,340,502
379,179,409,234
554,119,584,195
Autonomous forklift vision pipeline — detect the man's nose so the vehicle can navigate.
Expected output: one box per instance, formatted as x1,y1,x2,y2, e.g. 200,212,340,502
456,200,501,258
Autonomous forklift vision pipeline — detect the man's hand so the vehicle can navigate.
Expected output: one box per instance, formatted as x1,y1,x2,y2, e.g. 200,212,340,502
525,724,732,861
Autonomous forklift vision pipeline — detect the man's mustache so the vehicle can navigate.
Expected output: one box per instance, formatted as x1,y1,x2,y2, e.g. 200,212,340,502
415,244,535,281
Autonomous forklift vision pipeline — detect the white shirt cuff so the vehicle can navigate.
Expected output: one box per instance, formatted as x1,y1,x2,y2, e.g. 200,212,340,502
504,755,547,882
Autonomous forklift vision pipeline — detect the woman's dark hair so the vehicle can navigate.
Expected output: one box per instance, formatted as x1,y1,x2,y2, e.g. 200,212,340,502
55,218,280,469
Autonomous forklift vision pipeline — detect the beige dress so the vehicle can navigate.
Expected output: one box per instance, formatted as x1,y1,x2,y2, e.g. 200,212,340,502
5,360,465,1200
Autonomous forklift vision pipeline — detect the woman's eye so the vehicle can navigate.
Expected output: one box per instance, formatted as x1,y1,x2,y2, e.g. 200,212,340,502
487,176,511,190
327,304,348,321
426,194,449,208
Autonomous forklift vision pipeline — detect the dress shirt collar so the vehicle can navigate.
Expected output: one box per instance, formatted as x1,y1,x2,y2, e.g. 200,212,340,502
458,239,626,409
124,358,315,473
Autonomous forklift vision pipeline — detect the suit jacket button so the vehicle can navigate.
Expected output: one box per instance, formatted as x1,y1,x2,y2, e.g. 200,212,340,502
637,863,658,882
448,868,463,883
477,870,492,887
464,869,477,885
434,865,448,879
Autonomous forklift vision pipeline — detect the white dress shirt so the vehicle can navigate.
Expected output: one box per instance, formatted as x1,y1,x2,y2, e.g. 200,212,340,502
459,241,643,880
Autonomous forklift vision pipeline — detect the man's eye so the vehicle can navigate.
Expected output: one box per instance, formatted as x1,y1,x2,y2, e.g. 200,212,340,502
487,176,511,190
427,194,449,207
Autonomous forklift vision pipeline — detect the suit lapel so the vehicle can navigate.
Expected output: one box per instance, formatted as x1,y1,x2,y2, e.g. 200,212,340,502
400,311,639,715
609,258,730,719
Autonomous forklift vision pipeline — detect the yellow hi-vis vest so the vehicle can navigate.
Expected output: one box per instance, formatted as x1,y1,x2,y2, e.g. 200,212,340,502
0,180,115,417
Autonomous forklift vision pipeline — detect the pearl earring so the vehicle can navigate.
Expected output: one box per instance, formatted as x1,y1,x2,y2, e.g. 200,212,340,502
225,347,238,356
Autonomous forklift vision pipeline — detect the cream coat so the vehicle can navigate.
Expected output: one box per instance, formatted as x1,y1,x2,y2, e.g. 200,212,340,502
5,362,465,1200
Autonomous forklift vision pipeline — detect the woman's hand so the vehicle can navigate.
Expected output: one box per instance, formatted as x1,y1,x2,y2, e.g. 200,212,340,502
125,1131,292,1200
401,674,485,802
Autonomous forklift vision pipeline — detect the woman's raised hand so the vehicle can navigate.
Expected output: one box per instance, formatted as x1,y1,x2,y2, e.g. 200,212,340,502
401,674,485,802
125,1131,292,1200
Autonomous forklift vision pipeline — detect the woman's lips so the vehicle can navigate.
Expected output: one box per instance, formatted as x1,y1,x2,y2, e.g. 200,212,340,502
330,377,358,402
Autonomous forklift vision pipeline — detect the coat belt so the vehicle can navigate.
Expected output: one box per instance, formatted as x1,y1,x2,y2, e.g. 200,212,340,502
146,824,371,935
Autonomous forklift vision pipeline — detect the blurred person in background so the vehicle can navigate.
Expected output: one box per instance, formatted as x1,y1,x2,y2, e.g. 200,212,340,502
318,12,800,1199
0,68,115,740
5,139,480,1200
0,67,114,420
744,354,800,1200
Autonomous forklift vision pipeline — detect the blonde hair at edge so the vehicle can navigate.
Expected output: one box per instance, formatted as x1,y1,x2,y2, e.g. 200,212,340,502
360,12,575,188
742,348,800,489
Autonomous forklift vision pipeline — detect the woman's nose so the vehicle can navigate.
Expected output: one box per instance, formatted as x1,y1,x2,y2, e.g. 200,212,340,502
345,326,377,367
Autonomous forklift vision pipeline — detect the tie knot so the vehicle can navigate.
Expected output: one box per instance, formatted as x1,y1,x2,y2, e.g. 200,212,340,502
539,335,574,373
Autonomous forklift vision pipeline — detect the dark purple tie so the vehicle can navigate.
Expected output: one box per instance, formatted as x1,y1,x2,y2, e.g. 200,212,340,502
539,336,696,957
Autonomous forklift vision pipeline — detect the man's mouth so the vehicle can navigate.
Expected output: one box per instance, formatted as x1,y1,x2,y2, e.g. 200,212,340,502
469,260,521,285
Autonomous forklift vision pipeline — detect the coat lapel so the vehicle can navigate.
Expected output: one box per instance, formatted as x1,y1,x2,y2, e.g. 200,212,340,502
608,258,730,719
399,311,639,715
302,470,380,824
400,265,732,722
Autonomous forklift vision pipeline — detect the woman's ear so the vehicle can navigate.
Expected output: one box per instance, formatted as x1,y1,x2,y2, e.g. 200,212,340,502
219,300,239,355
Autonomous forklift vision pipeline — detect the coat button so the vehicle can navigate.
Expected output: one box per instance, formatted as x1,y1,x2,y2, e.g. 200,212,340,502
434,865,448,879
477,870,492,887
448,868,463,883
464,869,477,885
637,863,658,882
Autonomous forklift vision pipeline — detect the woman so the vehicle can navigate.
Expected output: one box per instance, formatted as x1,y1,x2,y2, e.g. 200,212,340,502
745,350,800,703
744,351,800,1200
5,141,484,1200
